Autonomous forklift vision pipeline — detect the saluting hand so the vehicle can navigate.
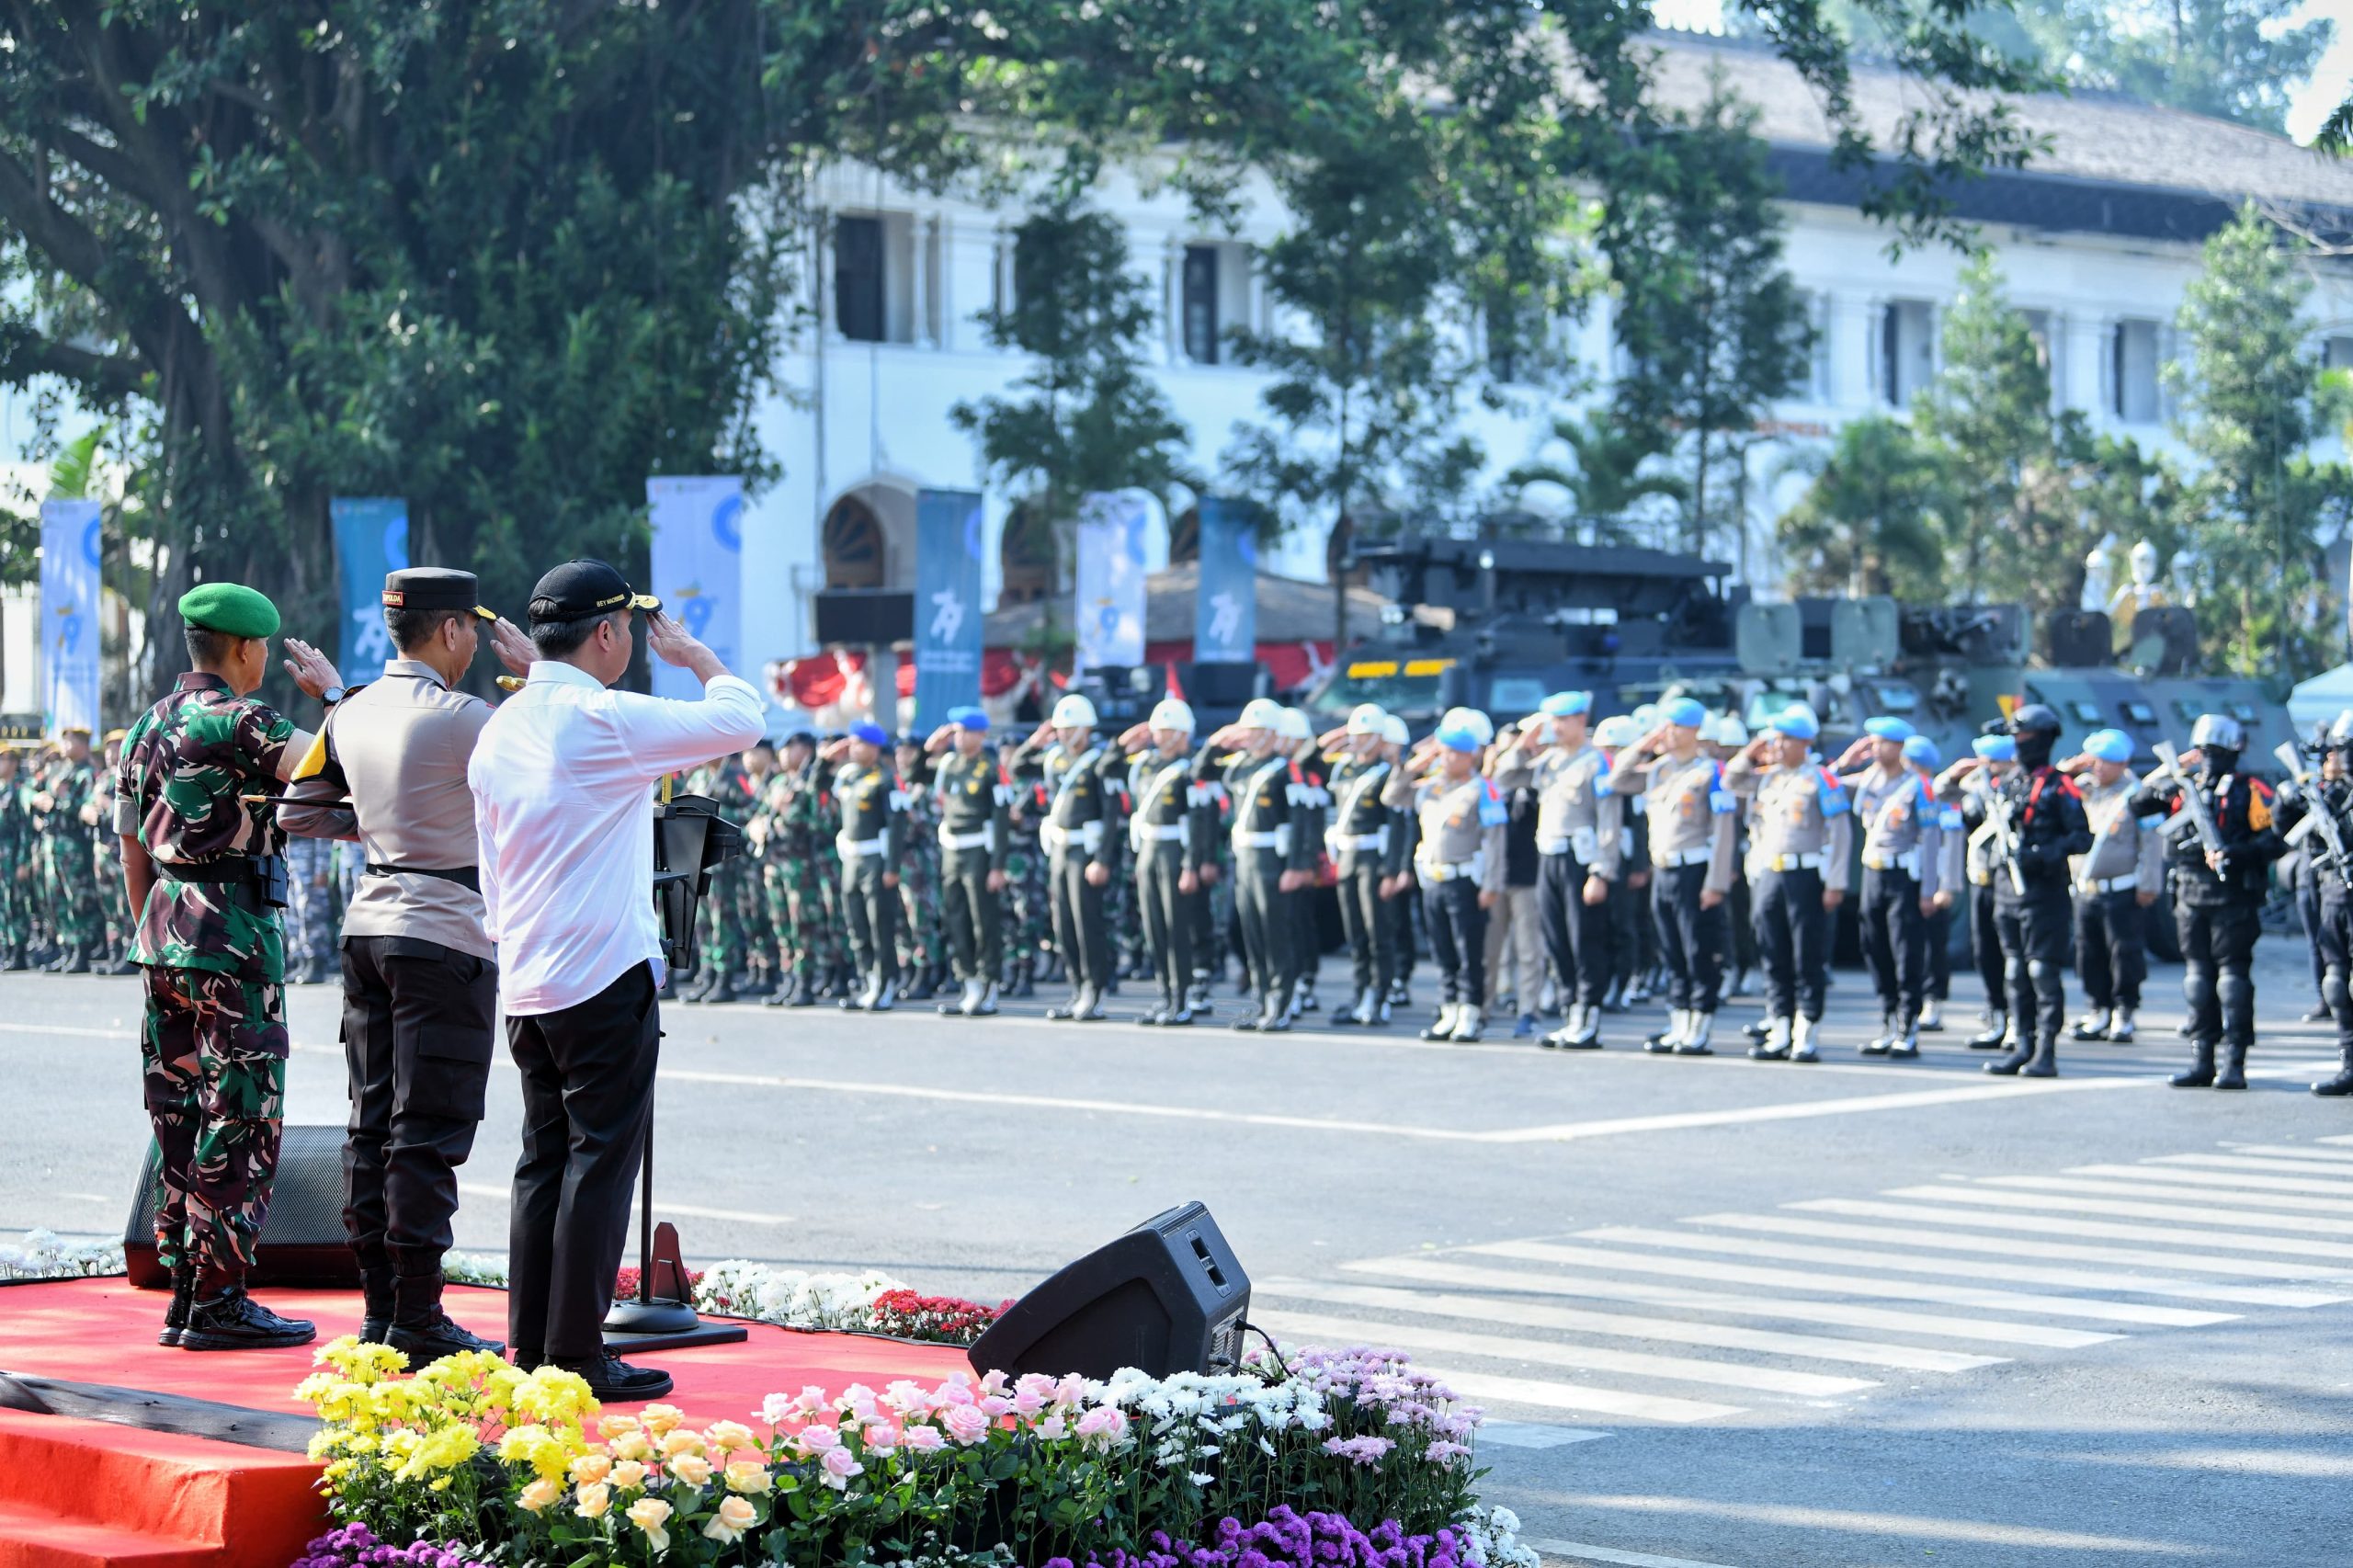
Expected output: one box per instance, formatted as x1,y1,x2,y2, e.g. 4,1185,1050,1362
282,638,343,700
490,617,536,678
646,610,722,679
1086,861,1109,888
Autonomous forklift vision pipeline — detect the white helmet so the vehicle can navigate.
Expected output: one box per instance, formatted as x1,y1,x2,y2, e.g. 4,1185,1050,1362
1347,703,1388,736
1440,706,1495,745
1379,714,1409,746
1274,706,1312,742
1631,703,1661,732
1594,714,1641,748
1150,699,1196,734
1238,697,1286,732
1709,715,1749,747
1051,692,1098,730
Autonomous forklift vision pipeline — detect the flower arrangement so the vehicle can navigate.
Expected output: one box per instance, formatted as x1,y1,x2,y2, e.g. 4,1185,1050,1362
0,1228,124,1280
865,1290,1011,1346
293,1337,1526,1567
290,1522,494,1568
691,1260,911,1332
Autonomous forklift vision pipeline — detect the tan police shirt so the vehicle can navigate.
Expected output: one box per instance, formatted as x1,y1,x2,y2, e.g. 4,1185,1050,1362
1610,750,1737,894
1383,765,1507,895
2074,771,2166,892
1493,741,1623,880
1725,753,1854,894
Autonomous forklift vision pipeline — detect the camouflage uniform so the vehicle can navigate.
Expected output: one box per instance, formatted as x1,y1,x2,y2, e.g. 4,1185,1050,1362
1002,765,1053,987
688,756,757,990
767,760,847,994
282,835,337,979
894,763,946,985
33,753,100,964
89,760,135,967
116,673,296,1282
0,755,30,966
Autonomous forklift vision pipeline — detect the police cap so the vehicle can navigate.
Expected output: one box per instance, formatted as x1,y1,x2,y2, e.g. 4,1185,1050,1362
383,568,495,620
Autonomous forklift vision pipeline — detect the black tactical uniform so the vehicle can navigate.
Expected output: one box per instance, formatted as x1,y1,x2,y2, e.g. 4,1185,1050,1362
1015,730,1126,1020
1211,740,1317,1030
1325,748,1406,1026
1963,706,2091,1078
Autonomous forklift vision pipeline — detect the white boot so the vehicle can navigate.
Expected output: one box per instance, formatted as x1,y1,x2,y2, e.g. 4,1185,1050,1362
968,980,999,1017
955,977,986,1016
2109,1006,2135,1044
1677,1010,1716,1055
1750,1016,1791,1061
1542,1002,1585,1050
1790,1015,1821,1062
1644,1007,1689,1054
1421,1003,1460,1041
1449,1004,1486,1042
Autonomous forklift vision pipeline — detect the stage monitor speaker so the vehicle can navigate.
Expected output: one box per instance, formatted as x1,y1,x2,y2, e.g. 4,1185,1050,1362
968,1202,1248,1381
121,1124,359,1290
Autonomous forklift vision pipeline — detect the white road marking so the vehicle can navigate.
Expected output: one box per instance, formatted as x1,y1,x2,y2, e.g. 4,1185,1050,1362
1416,1368,1745,1425
1477,1423,1612,1449
1465,1240,2232,1326
1260,1278,2003,1372
1252,1308,1881,1398
1340,1256,2120,1347
1477,1074,2150,1145
1526,1539,1737,1568
2144,1153,2353,1184
2063,1164,2353,1201
1690,1211,2353,1281
1791,1198,2353,1261
454,1181,793,1228
1576,1225,2344,1308
1554,1495,2203,1556
1884,1184,2353,1237
1990,1175,2353,1216
2223,1143,2353,1165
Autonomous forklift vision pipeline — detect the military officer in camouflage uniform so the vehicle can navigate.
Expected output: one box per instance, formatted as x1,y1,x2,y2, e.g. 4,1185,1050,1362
893,732,948,1000
921,706,1011,1017
756,732,833,1007
0,745,28,970
30,724,99,971
680,747,757,1001
1016,692,1127,1022
88,730,136,971
1727,706,1851,1063
730,738,782,1000
118,582,340,1352
824,720,905,1010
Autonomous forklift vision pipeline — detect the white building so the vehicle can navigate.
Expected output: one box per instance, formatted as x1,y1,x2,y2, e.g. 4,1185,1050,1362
741,30,2353,678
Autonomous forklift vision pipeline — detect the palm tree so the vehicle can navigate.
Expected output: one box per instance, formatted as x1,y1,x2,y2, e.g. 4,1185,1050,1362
1506,408,1689,546
1772,417,1945,599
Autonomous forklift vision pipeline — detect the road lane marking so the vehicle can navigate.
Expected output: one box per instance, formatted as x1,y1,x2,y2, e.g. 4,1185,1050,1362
455,1182,793,1228
1253,1308,1881,1398
1527,1538,1736,1568
1464,1240,2233,1326
2063,1164,2353,1201
1339,1256,2120,1347
1790,1199,2353,1260
1585,1225,2344,1308
1885,1184,2353,1236
1259,1279,2003,1371
1995,1175,2353,1214
1415,1368,1745,1425
1690,1212,2353,1281
1552,1495,2203,1555
2145,1153,2353,1184
1474,1075,2150,1144
2223,1143,2353,1165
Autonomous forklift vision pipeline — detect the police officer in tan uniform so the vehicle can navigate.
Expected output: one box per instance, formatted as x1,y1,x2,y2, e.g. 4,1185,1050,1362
1938,733,2021,1050
2062,728,2164,1045
1726,705,1850,1063
1608,697,1738,1055
1386,711,1507,1042
1832,716,1945,1059
1491,691,1620,1050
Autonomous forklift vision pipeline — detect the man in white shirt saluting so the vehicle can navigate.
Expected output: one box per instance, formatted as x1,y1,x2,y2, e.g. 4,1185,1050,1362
468,558,765,1399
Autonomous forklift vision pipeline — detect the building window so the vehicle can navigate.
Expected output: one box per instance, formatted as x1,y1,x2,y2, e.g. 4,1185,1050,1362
1880,301,1936,406
1182,244,1222,365
835,216,885,344
2111,318,2160,424
1800,290,1833,403
2325,335,2353,371
822,495,886,588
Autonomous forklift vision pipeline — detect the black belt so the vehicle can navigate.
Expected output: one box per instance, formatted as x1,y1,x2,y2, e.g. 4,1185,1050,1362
365,862,482,892
155,860,255,883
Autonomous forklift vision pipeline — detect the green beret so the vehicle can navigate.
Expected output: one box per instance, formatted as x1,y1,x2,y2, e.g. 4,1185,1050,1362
178,582,280,640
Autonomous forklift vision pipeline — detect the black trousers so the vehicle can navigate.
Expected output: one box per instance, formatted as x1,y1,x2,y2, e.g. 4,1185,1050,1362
1753,867,1828,1021
506,961,659,1360
2073,890,2147,1011
940,848,1001,983
340,936,495,1279
1135,843,1194,1003
1729,871,1757,974
1423,876,1487,1006
843,858,898,984
2178,898,2261,1048
1926,904,1952,1001
1234,849,1294,1007
1652,861,1728,1012
1860,868,1927,1020
1996,888,2071,1047
1391,885,1422,988
1538,852,1613,1007
2299,863,2327,1003
1972,883,2006,1013
2317,884,2353,1051
1290,880,1321,995
1336,860,1394,999
1050,852,1112,991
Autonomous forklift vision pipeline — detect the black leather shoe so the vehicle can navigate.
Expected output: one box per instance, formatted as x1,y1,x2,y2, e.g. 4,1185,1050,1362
158,1267,196,1348
390,1309,508,1363
2214,1043,2247,1091
179,1286,316,1351
553,1353,673,1401
358,1267,396,1345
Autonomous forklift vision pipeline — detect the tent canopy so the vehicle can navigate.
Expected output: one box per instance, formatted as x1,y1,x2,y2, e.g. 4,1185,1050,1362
2288,665,2353,732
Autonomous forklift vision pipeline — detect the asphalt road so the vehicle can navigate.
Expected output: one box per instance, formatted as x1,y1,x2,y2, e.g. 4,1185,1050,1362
6,942,2353,1568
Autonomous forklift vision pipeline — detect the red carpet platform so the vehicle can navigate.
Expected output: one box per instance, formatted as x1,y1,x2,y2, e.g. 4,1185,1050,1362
0,1278,974,1567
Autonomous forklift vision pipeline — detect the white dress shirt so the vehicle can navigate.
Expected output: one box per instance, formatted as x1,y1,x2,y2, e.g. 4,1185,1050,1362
469,660,766,1015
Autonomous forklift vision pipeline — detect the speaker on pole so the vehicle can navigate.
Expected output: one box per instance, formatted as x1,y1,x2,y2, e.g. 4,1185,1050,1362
969,1203,1250,1381
121,1124,358,1290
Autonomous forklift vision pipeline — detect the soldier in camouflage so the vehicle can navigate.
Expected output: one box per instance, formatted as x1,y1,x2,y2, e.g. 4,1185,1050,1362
756,733,832,1006
117,581,340,1352
1002,752,1052,995
682,748,757,1001
89,731,136,972
0,745,28,970
893,733,948,1000
729,739,781,1001
30,725,99,971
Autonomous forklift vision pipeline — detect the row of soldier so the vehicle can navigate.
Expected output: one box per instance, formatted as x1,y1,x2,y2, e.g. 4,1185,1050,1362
0,726,134,972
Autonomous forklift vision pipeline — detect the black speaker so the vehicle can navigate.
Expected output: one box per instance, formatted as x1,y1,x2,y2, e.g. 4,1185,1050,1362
969,1202,1249,1381
2044,609,2113,668
121,1124,359,1290
813,590,914,646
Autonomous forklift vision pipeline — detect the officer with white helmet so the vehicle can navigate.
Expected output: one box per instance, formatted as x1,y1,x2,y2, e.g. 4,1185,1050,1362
1321,703,1405,1027
2130,712,2281,1089
1012,691,1128,1021
1726,705,1850,1063
1491,691,1620,1049
1115,698,1217,1025
1609,697,1738,1055
1202,697,1318,1030
1377,711,1419,1009
2294,710,2353,1096
1274,705,1330,1018
921,705,1014,1017
1386,711,1507,1040
2058,728,2163,1045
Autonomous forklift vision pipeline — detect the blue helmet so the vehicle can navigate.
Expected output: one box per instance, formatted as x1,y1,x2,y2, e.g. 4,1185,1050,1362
1663,697,1708,730
1864,716,1915,744
848,719,890,747
947,705,991,733
2081,728,2133,765
1902,734,1941,770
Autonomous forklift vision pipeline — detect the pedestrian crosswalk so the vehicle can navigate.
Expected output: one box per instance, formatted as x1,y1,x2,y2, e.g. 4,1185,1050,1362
1260,1138,2353,1427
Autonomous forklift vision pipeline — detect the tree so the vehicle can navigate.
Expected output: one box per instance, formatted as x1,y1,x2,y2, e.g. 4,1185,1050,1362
2168,204,2352,675
1605,78,1813,560
1774,416,1947,598
1911,251,2095,614
2006,0,2333,134
950,189,1194,597
1505,408,1689,545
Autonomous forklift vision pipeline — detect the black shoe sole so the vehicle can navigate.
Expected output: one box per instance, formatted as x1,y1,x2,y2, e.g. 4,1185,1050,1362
180,1328,317,1351
585,1376,674,1400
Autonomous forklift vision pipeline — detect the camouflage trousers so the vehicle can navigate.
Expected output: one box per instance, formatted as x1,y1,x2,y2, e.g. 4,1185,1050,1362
0,854,30,950
733,855,776,976
699,858,749,977
39,834,99,949
765,854,845,983
283,836,337,966
1004,844,1051,971
140,966,289,1280
896,842,946,974
95,850,132,958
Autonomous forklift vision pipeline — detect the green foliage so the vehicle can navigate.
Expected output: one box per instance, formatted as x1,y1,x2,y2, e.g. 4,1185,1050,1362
2008,0,2333,134
1505,408,1691,544
1773,415,1947,598
1604,74,1813,557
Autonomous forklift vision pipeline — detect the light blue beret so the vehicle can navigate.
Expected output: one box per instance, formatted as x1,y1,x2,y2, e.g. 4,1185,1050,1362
1769,707,1820,741
2082,729,2132,764
1664,698,1707,729
1902,734,1941,769
1540,691,1593,718
1865,716,1915,743
1972,734,2018,762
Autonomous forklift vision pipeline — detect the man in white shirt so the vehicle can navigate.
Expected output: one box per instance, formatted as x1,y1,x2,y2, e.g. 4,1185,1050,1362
469,558,765,1399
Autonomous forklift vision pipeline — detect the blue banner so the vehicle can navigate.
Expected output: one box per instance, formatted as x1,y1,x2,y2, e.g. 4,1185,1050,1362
38,499,102,737
331,497,409,683
913,488,985,725
1075,491,1149,672
648,476,745,702
1193,496,1258,664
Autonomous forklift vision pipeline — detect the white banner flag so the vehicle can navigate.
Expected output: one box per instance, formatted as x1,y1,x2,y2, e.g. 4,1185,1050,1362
1074,491,1149,671
39,500,103,737
647,476,745,701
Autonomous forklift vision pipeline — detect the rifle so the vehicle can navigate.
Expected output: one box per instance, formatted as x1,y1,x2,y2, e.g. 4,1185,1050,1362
2150,740,2226,862
2276,741,2351,882
1966,776,2028,895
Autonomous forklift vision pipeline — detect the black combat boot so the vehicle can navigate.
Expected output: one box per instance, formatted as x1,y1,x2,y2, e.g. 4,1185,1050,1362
387,1270,506,1363
158,1263,197,1347
179,1275,317,1351
551,1352,671,1401
2312,1043,2353,1096
1009,957,1036,998
358,1267,397,1345
2168,1040,2218,1088
2213,1040,2248,1091
2019,1031,2058,1078
1984,1034,2037,1076
61,943,91,974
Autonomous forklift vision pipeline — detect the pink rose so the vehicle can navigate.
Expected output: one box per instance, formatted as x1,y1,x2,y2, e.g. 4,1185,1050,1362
941,1404,992,1446
902,1425,947,1454
795,1423,842,1457
820,1445,864,1487
863,1422,901,1454
1036,1414,1069,1441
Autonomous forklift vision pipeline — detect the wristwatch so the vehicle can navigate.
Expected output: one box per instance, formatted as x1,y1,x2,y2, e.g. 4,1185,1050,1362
320,685,347,706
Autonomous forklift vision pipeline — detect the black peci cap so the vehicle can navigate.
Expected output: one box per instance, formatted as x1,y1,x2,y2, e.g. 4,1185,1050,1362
528,558,661,622
383,567,494,619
